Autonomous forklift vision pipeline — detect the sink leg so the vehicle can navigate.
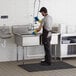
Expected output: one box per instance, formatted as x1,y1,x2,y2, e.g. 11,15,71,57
54,45,57,62
17,45,18,62
22,47,24,65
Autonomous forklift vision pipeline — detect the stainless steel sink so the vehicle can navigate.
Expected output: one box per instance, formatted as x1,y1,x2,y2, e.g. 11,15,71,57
12,25,40,46
12,25,33,35
0,26,12,39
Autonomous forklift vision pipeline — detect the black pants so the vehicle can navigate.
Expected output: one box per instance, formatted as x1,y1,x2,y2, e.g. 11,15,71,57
42,28,52,63
43,36,51,63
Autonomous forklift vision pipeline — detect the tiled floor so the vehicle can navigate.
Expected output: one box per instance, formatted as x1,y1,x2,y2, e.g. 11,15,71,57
0,58,76,76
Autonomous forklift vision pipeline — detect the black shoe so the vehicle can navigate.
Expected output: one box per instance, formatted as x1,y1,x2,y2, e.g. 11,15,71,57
40,61,51,66
41,61,46,63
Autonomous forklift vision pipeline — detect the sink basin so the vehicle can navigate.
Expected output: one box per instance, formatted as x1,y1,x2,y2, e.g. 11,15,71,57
0,33,12,39
0,26,12,39
12,25,34,35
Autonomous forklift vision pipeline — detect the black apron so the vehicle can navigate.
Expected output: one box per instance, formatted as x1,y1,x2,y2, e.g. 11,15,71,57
42,27,49,44
42,27,51,62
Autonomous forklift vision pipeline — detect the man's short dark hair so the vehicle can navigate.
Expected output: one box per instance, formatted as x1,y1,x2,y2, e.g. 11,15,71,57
39,7,47,13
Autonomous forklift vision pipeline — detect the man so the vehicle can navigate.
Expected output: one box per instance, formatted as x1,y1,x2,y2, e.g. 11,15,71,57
36,7,53,65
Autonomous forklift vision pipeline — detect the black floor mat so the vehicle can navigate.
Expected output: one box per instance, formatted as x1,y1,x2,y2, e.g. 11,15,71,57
18,61,76,72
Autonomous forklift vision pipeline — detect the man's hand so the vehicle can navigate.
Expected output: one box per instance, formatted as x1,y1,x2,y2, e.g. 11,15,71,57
32,30,37,35
34,16,42,23
34,16,39,22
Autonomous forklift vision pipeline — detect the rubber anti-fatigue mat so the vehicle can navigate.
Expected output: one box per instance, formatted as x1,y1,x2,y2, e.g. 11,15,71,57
18,61,76,72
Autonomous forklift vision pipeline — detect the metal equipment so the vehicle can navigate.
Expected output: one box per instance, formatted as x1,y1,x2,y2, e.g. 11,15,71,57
0,26,12,47
12,25,40,64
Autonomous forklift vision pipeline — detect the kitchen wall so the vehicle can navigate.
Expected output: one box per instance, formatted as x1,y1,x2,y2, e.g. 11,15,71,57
0,0,76,25
0,0,76,62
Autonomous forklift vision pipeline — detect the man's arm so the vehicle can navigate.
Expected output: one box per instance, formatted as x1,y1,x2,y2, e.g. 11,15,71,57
36,24,43,32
